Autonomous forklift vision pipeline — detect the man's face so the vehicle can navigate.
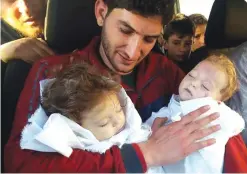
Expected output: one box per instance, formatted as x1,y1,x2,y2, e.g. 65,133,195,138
164,34,193,62
192,24,207,51
96,2,162,75
178,60,227,101
4,0,47,37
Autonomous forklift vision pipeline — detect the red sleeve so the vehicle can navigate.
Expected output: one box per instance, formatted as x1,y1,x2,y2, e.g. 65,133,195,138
224,134,247,173
4,55,146,173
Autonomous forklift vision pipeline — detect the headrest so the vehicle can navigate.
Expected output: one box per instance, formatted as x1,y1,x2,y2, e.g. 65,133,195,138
44,0,101,54
205,0,247,49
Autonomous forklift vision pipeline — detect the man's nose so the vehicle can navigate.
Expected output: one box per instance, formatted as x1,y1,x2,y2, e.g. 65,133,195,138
179,44,187,53
125,36,141,59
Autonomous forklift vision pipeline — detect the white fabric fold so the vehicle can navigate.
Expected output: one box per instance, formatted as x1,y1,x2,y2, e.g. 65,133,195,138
20,79,152,158
146,94,245,173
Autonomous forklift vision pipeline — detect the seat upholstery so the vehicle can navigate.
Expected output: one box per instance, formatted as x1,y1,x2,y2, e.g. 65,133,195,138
45,0,101,54
205,0,247,48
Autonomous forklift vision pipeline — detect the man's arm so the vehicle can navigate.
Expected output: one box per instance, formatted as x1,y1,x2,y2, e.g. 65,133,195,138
224,135,247,173
0,38,54,63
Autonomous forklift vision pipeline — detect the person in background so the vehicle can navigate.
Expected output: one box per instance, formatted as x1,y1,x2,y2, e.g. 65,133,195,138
1,1,54,166
1,0,47,40
163,13,195,71
0,0,53,63
189,14,208,52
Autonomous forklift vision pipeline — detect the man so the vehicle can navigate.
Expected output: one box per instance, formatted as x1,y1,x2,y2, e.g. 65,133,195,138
1,0,53,62
1,0,47,40
4,0,247,172
189,14,208,52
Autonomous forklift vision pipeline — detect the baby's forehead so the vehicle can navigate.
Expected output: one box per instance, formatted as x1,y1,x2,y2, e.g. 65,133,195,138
193,61,228,87
83,92,121,119
193,61,222,74
92,92,121,111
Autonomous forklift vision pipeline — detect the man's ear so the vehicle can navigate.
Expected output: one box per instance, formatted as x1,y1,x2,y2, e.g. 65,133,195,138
164,40,169,50
95,0,108,27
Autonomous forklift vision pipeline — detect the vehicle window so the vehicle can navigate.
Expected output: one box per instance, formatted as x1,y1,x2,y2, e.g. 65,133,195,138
179,0,214,19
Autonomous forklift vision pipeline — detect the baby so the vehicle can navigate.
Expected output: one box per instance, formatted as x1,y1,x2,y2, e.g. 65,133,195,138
20,63,153,168
146,53,245,173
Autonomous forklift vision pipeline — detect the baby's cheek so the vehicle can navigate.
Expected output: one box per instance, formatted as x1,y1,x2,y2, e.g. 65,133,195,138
204,91,214,98
195,90,207,98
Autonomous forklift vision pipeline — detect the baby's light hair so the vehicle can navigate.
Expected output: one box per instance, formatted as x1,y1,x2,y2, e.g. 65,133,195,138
204,54,238,101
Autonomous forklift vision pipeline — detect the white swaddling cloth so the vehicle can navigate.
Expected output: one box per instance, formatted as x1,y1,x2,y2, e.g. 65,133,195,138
20,78,152,156
20,79,167,173
146,95,245,173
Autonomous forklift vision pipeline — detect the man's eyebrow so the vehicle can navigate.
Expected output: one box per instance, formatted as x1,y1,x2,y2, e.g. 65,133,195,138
118,20,161,38
118,20,135,31
173,39,182,42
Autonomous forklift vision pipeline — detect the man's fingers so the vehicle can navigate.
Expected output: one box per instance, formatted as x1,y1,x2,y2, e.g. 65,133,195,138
186,112,220,134
179,105,210,126
185,138,216,157
152,117,168,132
188,124,221,142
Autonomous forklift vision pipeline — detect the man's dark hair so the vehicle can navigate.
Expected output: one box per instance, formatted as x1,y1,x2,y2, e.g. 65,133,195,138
189,13,208,26
103,0,175,24
163,13,195,40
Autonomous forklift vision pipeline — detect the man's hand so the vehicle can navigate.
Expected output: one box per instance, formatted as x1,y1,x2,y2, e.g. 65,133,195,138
0,38,54,63
138,105,221,167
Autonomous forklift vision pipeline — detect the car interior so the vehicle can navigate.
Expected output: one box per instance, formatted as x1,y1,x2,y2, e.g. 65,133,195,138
1,0,247,172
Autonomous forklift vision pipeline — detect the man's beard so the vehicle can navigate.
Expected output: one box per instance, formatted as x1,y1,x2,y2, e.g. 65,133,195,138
101,25,134,75
3,8,43,38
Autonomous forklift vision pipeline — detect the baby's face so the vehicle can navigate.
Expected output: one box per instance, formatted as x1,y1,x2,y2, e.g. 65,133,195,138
81,93,125,141
179,61,227,101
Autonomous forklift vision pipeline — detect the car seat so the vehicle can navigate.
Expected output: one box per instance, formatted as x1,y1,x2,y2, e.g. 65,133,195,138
44,0,101,54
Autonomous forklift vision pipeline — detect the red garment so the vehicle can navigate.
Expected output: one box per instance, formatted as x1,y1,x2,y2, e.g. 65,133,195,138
4,37,247,172
224,135,247,172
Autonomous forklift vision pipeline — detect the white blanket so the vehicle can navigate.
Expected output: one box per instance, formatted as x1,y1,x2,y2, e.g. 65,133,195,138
21,79,167,173
21,79,152,157
146,95,245,173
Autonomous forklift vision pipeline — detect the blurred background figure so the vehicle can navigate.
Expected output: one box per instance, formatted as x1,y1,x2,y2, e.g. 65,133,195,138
189,14,208,51
1,1,53,166
163,13,195,64
1,0,47,42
